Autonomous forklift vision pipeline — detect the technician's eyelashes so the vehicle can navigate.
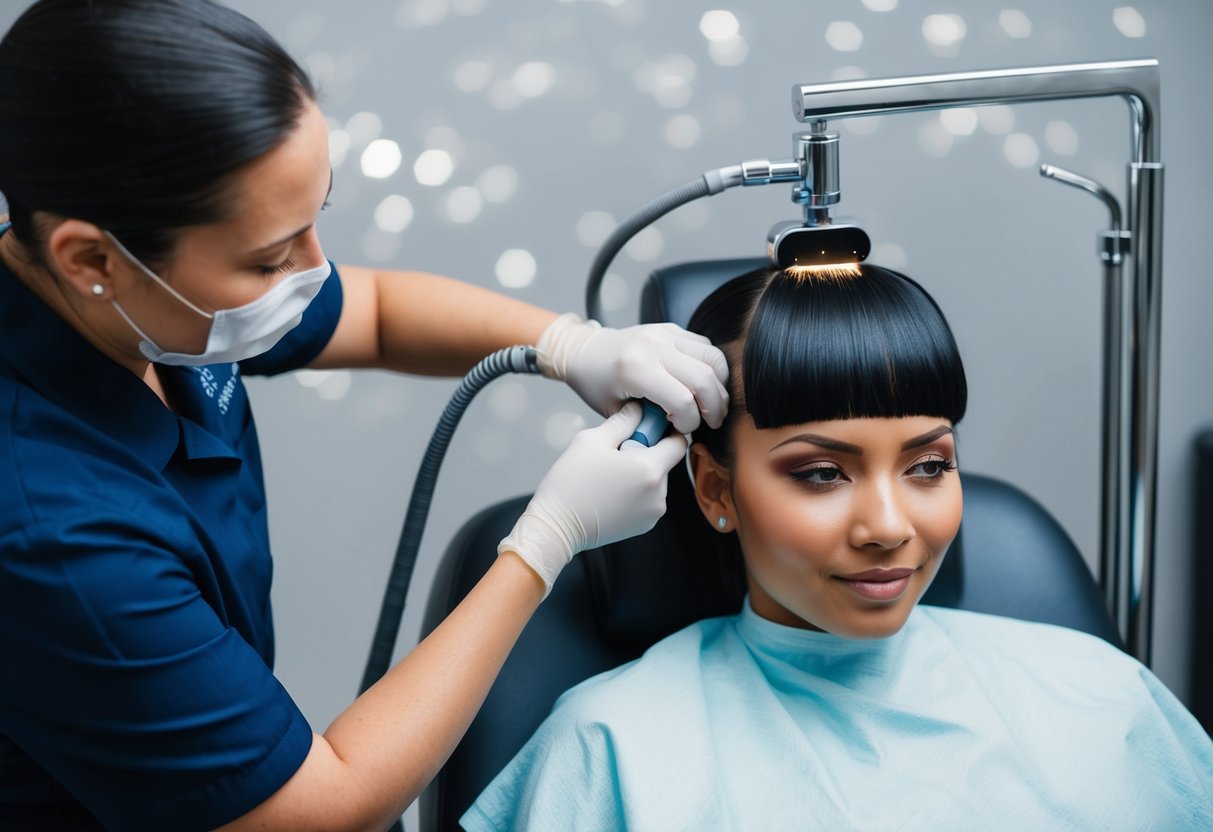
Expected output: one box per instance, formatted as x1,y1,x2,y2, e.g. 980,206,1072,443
257,257,297,278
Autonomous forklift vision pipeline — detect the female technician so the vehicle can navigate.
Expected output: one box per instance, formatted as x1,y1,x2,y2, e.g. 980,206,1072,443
0,1,727,829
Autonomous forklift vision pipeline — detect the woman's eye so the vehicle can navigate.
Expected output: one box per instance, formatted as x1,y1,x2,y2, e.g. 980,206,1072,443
257,257,296,278
789,464,848,486
909,458,957,480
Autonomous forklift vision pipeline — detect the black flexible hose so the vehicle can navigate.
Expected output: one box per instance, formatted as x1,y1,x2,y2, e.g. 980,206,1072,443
370,346,539,832
584,176,714,322
360,344,540,696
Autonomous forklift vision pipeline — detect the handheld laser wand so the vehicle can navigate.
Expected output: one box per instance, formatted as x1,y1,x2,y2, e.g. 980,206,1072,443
620,399,672,450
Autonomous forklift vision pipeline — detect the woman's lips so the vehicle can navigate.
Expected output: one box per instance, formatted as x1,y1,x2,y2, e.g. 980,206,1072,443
838,567,914,581
834,567,915,601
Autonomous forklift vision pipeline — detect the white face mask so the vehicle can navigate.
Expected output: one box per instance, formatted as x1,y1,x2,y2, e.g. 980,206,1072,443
104,231,331,366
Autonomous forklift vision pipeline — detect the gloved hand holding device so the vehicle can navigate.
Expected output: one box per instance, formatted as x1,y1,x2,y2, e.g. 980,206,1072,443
499,401,688,595
536,313,730,434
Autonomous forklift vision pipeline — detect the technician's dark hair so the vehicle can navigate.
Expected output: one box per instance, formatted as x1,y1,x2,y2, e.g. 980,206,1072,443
0,0,315,267
688,265,968,466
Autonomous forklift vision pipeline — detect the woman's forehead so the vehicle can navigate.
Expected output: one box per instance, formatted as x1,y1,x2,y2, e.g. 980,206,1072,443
209,102,331,252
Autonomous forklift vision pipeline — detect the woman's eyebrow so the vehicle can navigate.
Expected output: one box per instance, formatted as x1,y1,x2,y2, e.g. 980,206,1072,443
770,425,954,455
901,425,954,450
769,434,863,455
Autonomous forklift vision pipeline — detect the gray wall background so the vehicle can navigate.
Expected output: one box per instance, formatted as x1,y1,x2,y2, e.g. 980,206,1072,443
3,0,1209,823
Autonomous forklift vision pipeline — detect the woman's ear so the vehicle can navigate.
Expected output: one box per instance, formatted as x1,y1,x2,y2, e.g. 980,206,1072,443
44,219,120,302
689,444,735,533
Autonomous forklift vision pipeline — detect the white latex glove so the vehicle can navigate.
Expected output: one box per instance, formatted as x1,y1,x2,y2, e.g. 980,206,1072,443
536,313,730,434
499,401,688,596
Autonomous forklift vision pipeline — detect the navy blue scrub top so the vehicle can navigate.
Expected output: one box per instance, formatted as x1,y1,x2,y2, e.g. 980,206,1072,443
0,223,345,831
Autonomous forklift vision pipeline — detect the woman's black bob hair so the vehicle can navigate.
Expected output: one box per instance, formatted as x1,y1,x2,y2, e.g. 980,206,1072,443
688,265,968,465
0,0,314,267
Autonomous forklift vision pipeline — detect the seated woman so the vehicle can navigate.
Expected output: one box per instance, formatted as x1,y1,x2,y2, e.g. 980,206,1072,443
461,264,1213,831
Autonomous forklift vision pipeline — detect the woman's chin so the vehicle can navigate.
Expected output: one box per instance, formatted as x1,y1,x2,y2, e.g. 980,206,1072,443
803,596,919,640
758,596,917,639
751,572,928,638
828,613,912,640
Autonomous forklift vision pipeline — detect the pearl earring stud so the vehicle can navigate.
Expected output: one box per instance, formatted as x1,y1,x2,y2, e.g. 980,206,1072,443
91,284,104,297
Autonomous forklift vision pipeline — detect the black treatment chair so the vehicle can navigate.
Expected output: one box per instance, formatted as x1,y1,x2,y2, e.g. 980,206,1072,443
418,258,1121,832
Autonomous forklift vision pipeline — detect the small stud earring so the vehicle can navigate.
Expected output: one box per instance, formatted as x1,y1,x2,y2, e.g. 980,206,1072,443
717,516,728,530
91,284,104,297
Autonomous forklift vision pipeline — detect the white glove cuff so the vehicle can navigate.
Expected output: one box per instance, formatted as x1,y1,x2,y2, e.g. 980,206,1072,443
535,312,602,381
498,509,578,599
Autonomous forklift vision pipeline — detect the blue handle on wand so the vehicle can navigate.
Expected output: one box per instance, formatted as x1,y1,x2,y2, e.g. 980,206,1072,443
619,399,670,450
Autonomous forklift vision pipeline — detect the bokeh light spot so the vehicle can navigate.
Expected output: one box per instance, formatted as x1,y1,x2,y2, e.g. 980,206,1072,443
699,10,740,42
1003,133,1040,168
1044,120,1080,156
512,61,557,98
444,186,483,223
1113,6,1146,38
374,194,414,233
414,149,454,186
998,9,1032,38
495,249,537,288
825,21,864,52
977,105,1015,134
361,139,402,179
940,108,978,136
478,165,519,203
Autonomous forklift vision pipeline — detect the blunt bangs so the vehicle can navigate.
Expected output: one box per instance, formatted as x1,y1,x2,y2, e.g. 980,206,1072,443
742,265,967,428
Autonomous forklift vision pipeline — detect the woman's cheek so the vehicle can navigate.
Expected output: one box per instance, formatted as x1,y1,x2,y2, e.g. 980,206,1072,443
737,484,850,574
910,479,964,553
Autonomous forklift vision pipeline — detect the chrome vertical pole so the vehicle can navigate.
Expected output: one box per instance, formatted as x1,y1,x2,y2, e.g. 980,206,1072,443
1038,164,1134,630
1100,234,1130,633
1125,162,1164,663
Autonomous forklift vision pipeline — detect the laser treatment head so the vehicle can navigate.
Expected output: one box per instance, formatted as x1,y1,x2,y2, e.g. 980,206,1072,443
767,220,871,279
763,125,871,279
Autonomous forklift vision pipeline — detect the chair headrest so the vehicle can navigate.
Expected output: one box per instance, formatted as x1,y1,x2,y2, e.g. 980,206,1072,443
639,257,768,329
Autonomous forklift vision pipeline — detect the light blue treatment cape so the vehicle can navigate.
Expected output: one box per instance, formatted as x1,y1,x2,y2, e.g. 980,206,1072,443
462,603,1213,831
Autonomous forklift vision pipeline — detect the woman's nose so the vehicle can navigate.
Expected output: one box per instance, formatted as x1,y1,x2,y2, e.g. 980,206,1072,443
297,226,326,268
849,478,915,551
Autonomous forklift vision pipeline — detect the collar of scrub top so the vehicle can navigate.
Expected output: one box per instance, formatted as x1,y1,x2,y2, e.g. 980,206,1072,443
0,223,239,471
